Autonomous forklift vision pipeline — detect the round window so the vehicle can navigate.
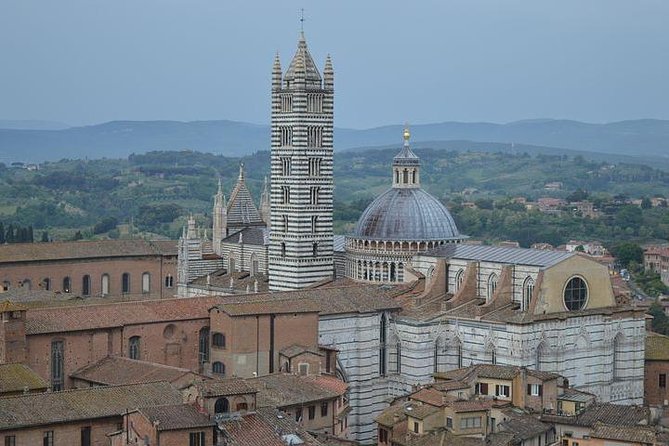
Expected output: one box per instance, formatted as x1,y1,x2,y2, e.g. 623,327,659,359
563,277,588,311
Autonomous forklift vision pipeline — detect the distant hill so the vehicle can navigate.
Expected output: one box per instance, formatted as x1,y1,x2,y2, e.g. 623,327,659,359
1,118,668,163
0,120,70,130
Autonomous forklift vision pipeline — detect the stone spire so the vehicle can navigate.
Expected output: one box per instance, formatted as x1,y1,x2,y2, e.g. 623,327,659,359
392,126,420,189
212,177,227,254
323,54,334,90
260,175,270,226
272,53,282,91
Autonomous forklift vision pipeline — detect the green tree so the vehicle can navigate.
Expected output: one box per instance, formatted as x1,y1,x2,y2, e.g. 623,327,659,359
41,231,49,242
610,242,643,268
648,299,669,335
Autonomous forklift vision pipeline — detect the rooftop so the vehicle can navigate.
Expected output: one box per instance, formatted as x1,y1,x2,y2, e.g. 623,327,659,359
425,244,573,268
0,381,181,431
0,363,47,394
434,364,561,384
0,239,177,264
250,374,347,408
498,415,552,440
70,356,196,387
646,331,669,361
542,403,649,427
196,378,257,397
138,404,214,431
590,422,659,443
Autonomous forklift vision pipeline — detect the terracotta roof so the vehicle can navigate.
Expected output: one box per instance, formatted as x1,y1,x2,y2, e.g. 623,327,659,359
280,344,323,359
250,374,347,408
646,331,669,361
435,364,560,384
404,403,439,419
218,407,324,446
590,423,659,443
449,399,495,413
70,356,196,386
0,381,181,431
0,300,26,312
138,404,214,431
431,380,469,392
558,388,596,403
0,239,177,264
0,364,47,394
542,403,649,427
197,378,257,397
410,388,445,407
375,401,407,427
392,428,485,446
0,288,63,304
498,415,552,440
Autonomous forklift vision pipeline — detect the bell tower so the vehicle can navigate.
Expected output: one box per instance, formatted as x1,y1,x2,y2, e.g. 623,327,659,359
269,32,335,291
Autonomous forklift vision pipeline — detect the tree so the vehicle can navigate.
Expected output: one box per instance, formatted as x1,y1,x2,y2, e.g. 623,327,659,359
610,242,643,268
0,222,4,244
72,230,83,241
567,188,589,203
41,231,49,242
648,299,669,335
641,197,652,210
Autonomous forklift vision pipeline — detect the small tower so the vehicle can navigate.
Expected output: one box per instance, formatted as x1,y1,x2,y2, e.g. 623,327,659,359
212,178,227,256
0,301,27,364
269,31,335,291
259,176,271,226
392,127,420,188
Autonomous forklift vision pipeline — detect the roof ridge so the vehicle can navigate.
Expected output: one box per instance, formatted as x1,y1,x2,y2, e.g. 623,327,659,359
0,380,172,400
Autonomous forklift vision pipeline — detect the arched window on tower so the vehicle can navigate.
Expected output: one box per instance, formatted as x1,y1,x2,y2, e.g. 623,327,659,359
487,273,498,301
199,327,210,364
313,242,318,257
403,169,408,184
379,314,387,377
522,277,535,311
455,269,465,292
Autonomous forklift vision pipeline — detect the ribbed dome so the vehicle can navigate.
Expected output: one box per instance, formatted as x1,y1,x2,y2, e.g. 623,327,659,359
353,188,461,241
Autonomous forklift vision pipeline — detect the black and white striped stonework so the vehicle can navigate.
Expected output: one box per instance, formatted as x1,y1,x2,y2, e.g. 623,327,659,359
268,33,335,291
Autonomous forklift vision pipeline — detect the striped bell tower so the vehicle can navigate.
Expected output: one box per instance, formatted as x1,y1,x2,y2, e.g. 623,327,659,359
269,32,334,291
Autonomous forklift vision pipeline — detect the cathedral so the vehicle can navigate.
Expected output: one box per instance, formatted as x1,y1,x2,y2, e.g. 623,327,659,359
175,31,646,443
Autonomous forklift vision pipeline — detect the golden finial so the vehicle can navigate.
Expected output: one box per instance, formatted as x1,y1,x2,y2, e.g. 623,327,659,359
403,125,411,143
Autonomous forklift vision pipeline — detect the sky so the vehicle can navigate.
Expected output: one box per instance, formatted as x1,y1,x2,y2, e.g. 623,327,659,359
0,0,668,129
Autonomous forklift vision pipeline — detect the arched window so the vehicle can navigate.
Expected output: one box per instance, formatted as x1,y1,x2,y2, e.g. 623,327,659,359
489,346,497,365
455,269,465,292
62,277,71,293
129,336,141,360
379,314,387,377
403,169,408,184
164,274,173,288
412,169,416,184
51,340,64,391
250,254,258,276
281,242,286,257
613,333,625,380
82,275,90,296
228,257,236,273
535,342,546,371
122,273,130,294
522,277,535,310
457,340,463,369
487,273,498,301
213,361,225,375
21,279,32,290
1,281,9,292
101,274,110,296
42,278,51,291
390,263,396,282
313,242,318,257
434,339,440,373
142,272,150,293
212,332,226,348
199,327,210,364
215,397,229,414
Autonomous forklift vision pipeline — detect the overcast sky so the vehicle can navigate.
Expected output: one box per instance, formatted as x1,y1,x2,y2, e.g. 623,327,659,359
0,0,667,128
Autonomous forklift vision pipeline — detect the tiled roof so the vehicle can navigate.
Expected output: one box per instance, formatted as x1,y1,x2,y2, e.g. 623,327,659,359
0,381,181,431
426,244,573,267
498,415,552,440
197,378,257,397
218,407,324,446
646,331,669,361
430,380,469,392
542,403,649,427
375,401,407,427
250,374,347,408
70,356,195,386
0,300,26,312
138,404,214,431
558,388,596,403
590,423,659,443
0,239,177,264
486,432,517,446
222,227,268,246
279,344,323,359
333,235,346,252
0,288,63,304
449,399,495,413
404,403,439,419
392,428,485,446
409,388,445,407
0,364,47,394
435,364,560,384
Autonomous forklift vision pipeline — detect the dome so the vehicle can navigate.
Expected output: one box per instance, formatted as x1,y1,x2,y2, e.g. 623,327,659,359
353,188,461,241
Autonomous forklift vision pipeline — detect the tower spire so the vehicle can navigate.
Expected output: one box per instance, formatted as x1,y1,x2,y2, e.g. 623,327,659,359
238,163,245,181
392,125,420,189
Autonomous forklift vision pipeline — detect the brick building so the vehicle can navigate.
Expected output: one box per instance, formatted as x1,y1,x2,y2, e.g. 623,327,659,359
0,240,177,299
644,246,669,287
645,332,669,407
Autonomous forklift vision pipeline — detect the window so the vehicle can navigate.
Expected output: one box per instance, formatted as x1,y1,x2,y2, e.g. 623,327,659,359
63,276,71,293
295,408,302,422
487,273,498,300
433,339,440,373
42,278,51,291
523,277,535,310
199,327,210,363
129,336,140,360
142,272,150,293
321,401,328,417
660,373,667,389
212,332,226,348
51,340,64,391
413,421,419,433
311,215,318,233
280,126,293,146
455,269,465,291
164,274,174,288
308,405,316,420
236,402,248,412
491,348,497,365
379,314,387,376
309,157,322,176
457,341,463,368
528,384,543,396
281,94,293,112
495,384,510,398
312,242,318,257
43,431,54,446
101,274,109,296
81,275,90,296
309,186,320,205
5,436,16,446
490,417,496,432
307,93,323,113
396,341,402,374
215,397,229,414
21,279,31,290
281,157,292,176
281,242,286,257
81,426,91,446
564,276,588,311
282,186,290,204
476,382,489,395
446,417,453,428
251,256,259,277
299,363,309,376
189,432,205,446
379,428,388,443
228,257,236,273
122,273,130,294
213,361,225,375
282,215,289,233
460,417,482,429
307,126,323,147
